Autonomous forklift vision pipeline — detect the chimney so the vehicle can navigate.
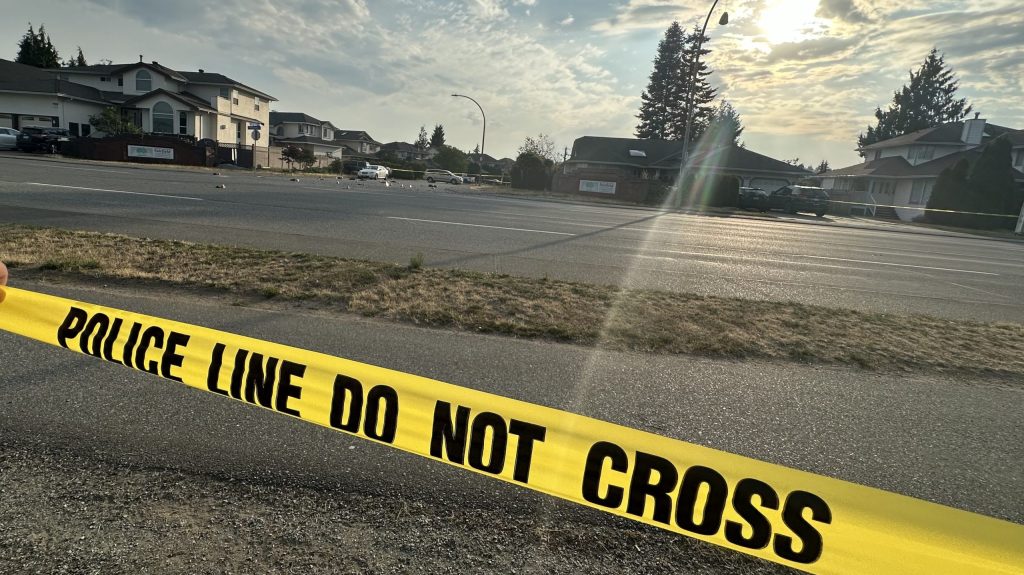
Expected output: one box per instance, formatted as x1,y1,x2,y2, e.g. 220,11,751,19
139,54,143,62
198,69,204,73
152,61,158,65
961,115,986,146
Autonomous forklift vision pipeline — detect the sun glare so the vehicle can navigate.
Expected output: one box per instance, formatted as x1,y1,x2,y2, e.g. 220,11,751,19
758,0,822,44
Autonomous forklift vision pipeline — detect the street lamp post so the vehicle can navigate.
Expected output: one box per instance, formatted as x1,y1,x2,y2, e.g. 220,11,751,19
677,2,728,207
451,94,486,173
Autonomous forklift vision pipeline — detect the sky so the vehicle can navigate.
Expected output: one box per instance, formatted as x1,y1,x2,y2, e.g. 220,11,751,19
3,0,1022,168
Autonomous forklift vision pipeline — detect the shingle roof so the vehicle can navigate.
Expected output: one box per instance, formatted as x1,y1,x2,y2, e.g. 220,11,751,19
858,120,1018,151
274,135,342,147
335,130,380,143
822,144,1024,181
382,141,419,152
179,71,275,101
0,59,107,103
270,112,322,125
689,145,814,176
58,61,275,100
122,88,216,112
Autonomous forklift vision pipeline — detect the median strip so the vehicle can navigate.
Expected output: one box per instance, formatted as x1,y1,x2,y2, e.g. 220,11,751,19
2,224,1021,377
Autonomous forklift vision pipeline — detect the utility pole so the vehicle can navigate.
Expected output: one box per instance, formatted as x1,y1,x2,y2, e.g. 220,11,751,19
563,146,569,163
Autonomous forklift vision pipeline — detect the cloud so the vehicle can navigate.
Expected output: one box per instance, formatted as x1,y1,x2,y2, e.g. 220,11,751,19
560,14,574,26
816,0,872,23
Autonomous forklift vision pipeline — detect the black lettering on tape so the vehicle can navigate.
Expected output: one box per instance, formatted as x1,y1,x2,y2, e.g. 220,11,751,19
774,491,832,564
674,465,728,536
135,326,164,375
330,375,363,432
160,332,190,382
508,419,546,483
430,401,471,464
207,343,228,395
230,348,247,399
467,412,508,474
581,441,628,508
329,376,399,443
79,312,110,358
274,360,305,417
363,385,398,443
56,307,88,349
101,318,124,365
122,322,142,370
725,478,779,550
627,452,679,524
244,352,280,408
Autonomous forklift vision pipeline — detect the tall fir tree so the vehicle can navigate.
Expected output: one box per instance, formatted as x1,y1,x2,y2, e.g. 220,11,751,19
65,46,87,67
674,25,718,143
858,48,971,148
430,124,446,148
702,100,743,148
415,125,430,150
635,22,686,140
15,23,61,68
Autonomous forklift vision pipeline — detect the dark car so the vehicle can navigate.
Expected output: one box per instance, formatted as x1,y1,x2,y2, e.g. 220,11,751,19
343,160,370,175
16,127,71,153
768,185,830,217
737,187,770,211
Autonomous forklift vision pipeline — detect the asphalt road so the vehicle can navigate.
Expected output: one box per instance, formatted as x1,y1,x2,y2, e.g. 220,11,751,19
0,153,1022,323
2,281,1022,527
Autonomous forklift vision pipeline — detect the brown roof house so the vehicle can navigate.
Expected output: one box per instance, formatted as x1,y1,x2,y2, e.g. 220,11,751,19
553,136,810,202
819,116,1024,220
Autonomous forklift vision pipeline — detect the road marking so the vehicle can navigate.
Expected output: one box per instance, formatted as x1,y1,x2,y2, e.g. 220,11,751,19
632,253,880,273
387,216,575,236
24,182,203,201
21,163,132,175
948,282,1011,299
794,255,998,276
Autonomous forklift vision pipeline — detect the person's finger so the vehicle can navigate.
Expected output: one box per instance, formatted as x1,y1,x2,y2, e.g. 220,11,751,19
0,261,7,303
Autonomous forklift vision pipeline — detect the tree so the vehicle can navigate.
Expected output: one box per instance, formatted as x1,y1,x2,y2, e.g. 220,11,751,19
64,46,87,67
635,22,686,140
926,136,1020,229
430,124,446,148
15,23,61,68
415,126,430,150
280,145,315,171
517,133,556,163
858,49,972,148
815,160,830,174
674,25,718,144
925,158,970,226
88,107,142,136
702,100,743,148
432,145,467,173
511,152,549,191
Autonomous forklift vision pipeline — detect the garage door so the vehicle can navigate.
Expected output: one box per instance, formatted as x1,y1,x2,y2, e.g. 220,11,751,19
18,116,56,128
0,114,12,128
749,178,788,193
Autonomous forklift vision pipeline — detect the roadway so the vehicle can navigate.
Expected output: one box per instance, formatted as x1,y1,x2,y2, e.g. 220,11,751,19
0,153,1022,323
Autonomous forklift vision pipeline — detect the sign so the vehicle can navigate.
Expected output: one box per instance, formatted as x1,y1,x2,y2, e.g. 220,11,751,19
251,130,261,142
579,179,616,194
127,145,174,160
248,123,262,130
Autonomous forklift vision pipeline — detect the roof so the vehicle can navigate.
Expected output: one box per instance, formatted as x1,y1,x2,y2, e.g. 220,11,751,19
568,136,811,176
178,71,276,101
270,112,322,125
0,59,108,103
335,130,381,145
58,61,275,101
381,141,420,152
273,135,342,148
121,88,216,112
822,145,1024,181
858,120,1019,151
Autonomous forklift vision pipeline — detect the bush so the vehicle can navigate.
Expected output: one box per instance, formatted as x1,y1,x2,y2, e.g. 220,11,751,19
511,152,550,190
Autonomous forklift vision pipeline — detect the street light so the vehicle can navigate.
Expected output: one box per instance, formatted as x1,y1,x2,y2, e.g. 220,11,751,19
451,94,486,171
677,2,728,207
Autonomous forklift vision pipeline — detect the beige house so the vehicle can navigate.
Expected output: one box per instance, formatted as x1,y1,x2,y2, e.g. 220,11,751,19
269,112,342,165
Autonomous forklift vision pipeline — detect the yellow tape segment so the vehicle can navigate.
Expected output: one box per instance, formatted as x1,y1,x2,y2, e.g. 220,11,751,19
1,285,1021,573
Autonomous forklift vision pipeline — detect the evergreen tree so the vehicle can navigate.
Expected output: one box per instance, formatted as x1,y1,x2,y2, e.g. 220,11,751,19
858,48,971,148
15,23,61,68
965,135,1019,228
65,46,87,67
430,124,446,148
674,25,718,143
925,158,970,226
415,125,430,150
635,22,686,140
702,100,743,148
815,160,830,174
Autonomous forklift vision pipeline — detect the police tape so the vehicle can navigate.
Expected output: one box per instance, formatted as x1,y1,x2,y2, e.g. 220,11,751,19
822,199,1019,218
0,285,1021,574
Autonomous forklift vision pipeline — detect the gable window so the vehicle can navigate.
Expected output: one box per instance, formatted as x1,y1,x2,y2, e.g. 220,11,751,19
178,111,188,135
136,70,152,92
254,98,261,111
152,102,174,133
908,146,935,162
219,87,230,99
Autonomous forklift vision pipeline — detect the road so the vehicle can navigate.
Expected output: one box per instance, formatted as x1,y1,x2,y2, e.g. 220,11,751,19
2,282,1022,527
0,153,1022,323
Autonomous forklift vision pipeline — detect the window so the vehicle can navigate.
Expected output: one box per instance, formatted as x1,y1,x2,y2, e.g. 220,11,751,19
152,102,174,133
69,122,79,137
909,180,934,205
117,77,123,87
236,122,242,141
135,70,152,92
219,87,230,99
255,98,261,111
81,124,91,137
908,146,935,162
1014,150,1024,167
100,76,109,83
179,111,188,135
232,97,239,105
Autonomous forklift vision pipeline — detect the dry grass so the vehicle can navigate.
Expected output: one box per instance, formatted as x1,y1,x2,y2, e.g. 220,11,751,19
3,224,1023,377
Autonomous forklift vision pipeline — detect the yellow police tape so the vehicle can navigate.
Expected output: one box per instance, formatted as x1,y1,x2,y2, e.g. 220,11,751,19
0,285,1021,573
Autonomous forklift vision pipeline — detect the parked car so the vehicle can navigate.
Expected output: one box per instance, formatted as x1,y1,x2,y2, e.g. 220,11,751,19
737,187,770,211
16,127,71,153
424,169,463,184
768,185,830,217
358,165,389,180
343,160,370,175
0,127,21,150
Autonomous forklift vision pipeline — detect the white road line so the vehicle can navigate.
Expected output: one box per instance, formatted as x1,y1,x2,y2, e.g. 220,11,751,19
794,255,998,276
948,282,1011,299
24,182,203,201
21,164,133,174
632,254,879,273
387,216,575,236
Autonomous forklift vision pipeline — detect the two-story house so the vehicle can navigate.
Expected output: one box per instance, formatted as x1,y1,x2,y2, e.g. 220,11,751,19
334,130,382,158
0,57,275,163
378,141,430,162
269,112,342,164
819,116,1024,220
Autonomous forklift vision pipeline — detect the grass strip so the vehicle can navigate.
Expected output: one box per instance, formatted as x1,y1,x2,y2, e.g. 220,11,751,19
2,224,1022,377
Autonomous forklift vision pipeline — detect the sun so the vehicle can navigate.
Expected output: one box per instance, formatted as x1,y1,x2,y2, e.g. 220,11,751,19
758,0,823,44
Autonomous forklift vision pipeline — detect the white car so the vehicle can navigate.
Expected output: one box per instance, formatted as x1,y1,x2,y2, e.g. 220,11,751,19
424,169,463,184
358,165,389,180
0,127,20,150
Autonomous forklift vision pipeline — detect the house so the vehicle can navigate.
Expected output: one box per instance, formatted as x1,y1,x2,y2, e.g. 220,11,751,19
553,136,811,201
0,57,275,164
334,130,382,157
270,111,342,164
379,141,428,161
819,117,1024,220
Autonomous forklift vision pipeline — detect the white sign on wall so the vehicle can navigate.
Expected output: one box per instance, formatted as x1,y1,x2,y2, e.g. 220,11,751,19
579,179,616,194
127,145,175,160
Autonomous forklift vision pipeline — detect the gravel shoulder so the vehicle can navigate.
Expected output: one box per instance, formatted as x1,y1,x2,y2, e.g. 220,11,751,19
0,438,790,575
